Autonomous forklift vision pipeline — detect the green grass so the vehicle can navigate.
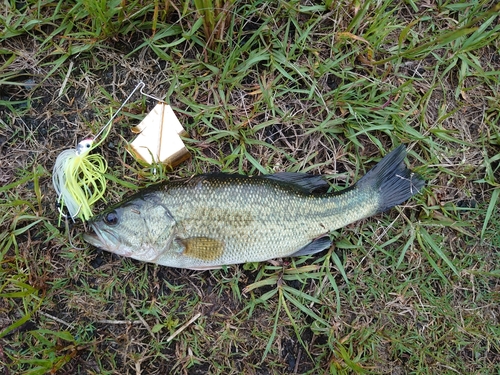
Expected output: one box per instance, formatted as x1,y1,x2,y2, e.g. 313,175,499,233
1,0,500,373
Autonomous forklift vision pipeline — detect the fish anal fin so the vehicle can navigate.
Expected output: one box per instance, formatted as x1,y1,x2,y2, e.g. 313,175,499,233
290,236,332,257
177,237,224,261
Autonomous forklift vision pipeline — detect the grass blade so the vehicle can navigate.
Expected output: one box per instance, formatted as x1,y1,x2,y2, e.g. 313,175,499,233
481,188,499,240
418,227,459,278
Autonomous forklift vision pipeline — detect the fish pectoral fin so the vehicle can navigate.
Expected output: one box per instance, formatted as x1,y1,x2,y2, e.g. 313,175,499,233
290,236,332,257
176,237,224,261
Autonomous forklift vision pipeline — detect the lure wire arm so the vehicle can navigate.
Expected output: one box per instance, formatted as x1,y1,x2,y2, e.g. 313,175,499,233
139,83,164,103
93,81,146,143
93,80,166,145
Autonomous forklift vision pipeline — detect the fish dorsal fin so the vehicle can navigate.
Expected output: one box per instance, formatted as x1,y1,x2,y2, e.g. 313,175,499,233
290,236,332,257
176,237,225,261
190,172,330,194
264,172,330,194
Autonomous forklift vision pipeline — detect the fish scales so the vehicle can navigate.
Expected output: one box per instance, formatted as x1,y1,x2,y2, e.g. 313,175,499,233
155,176,378,267
84,145,425,269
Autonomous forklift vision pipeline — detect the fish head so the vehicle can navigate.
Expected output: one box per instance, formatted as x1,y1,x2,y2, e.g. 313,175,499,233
84,193,177,263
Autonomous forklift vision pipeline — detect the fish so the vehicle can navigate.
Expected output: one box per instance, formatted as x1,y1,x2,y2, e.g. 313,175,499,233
83,145,425,270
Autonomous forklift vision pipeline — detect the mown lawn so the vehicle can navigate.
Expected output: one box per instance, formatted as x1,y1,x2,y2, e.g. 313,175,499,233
1,1,499,374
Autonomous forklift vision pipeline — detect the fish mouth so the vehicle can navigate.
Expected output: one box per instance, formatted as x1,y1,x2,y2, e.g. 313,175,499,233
83,226,132,257
83,226,117,250
83,231,102,248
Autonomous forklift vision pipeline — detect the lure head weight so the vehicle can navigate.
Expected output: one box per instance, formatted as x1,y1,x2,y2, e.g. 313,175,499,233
76,139,94,156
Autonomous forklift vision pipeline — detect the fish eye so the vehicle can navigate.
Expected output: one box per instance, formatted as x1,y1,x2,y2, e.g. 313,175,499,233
103,211,119,226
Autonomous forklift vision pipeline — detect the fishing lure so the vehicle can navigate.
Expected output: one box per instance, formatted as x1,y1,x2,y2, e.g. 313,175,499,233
52,82,145,222
52,81,189,222
52,138,107,222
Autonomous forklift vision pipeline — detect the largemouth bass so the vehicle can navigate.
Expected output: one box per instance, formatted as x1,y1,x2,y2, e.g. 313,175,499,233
84,145,424,269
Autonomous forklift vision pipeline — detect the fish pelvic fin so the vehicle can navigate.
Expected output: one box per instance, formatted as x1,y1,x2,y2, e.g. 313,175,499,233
186,265,223,271
356,145,425,213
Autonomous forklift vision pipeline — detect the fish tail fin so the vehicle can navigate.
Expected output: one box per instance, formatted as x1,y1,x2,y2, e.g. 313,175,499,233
356,145,425,213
